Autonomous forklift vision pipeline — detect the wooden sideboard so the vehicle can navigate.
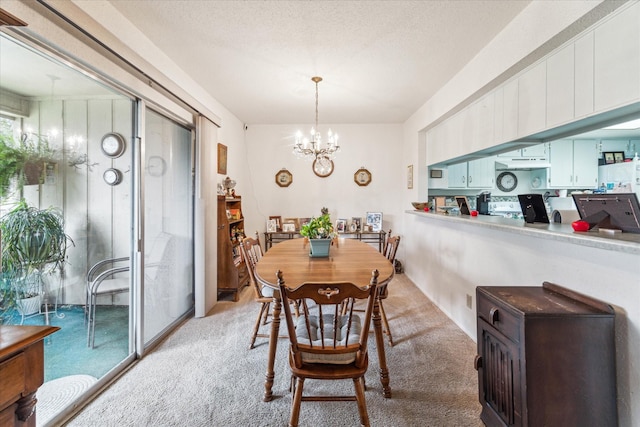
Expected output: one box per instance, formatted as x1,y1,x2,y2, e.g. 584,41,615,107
1,325,59,427
475,283,617,426
264,230,387,252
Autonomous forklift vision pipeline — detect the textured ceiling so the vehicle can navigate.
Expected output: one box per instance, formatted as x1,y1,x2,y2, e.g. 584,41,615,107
107,0,530,125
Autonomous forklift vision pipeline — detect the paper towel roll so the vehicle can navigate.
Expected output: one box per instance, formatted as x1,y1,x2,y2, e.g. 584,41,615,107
551,209,580,224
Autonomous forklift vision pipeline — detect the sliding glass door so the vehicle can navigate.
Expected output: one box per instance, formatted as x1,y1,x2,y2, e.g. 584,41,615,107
141,108,194,348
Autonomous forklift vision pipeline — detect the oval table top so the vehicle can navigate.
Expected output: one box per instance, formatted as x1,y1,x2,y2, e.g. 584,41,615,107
255,237,394,289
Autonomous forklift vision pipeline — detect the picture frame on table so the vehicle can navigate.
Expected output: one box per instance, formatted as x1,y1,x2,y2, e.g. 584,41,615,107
614,152,625,163
284,217,300,231
299,217,311,229
351,217,362,232
366,212,383,232
269,216,281,231
335,219,347,233
603,152,615,164
266,219,277,233
282,223,296,232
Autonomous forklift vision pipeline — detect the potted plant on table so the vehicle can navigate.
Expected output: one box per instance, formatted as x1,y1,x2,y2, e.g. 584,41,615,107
299,207,336,258
0,200,73,320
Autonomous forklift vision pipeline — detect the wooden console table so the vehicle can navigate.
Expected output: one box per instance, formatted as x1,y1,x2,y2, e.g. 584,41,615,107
264,230,386,252
0,325,59,427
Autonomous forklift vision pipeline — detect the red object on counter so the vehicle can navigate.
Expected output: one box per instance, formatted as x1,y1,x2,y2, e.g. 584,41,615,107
423,207,429,212
471,210,478,217
572,220,590,232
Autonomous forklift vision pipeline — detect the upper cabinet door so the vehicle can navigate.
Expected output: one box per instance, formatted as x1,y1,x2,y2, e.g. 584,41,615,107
518,62,547,137
594,2,640,112
574,32,594,118
547,44,575,128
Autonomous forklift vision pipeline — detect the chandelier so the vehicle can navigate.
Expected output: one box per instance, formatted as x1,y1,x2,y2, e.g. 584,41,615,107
293,76,340,162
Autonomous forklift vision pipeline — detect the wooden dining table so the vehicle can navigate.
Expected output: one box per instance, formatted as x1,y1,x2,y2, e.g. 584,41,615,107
254,237,395,402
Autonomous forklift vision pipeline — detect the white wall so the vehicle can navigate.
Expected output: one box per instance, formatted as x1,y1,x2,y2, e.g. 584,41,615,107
243,124,404,243
401,2,640,425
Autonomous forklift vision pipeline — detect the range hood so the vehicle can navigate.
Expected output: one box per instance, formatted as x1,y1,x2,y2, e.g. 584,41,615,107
495,159,551,170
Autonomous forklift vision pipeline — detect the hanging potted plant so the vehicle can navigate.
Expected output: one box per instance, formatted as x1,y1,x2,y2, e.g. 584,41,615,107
299,207,336,258
0,131,58,200
0,200,73,318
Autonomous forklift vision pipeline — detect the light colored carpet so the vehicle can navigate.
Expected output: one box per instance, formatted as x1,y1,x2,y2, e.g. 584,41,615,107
66,274,483,426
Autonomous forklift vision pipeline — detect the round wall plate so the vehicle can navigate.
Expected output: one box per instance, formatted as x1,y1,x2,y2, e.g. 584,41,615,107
103,168,123,186
312,156,334,177
101,132,126,158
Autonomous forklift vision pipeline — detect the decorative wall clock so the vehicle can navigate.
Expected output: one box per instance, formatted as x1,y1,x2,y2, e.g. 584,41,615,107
101,132,126,158
497,171,518,192
275,168,293,187
312,156,334,177
354,167,372,186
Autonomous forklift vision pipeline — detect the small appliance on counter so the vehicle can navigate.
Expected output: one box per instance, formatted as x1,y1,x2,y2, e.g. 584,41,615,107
477,191,491,215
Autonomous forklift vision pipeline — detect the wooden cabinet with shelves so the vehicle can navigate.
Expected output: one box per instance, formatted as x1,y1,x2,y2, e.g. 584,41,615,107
217,195,249,301
475,283,616,427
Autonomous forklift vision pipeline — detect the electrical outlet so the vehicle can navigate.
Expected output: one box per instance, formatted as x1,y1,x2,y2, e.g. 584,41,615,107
466,294,473,309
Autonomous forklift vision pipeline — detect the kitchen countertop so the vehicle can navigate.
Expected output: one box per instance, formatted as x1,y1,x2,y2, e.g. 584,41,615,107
406,210,640,255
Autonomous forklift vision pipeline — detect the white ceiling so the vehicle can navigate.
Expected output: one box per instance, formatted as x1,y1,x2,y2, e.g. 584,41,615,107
106,0,531,125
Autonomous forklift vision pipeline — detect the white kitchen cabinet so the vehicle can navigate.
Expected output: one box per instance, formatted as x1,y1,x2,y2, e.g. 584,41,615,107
594,2,640,112
518,62,547,137
574,32,594,118
546,43,575,127
447,157,495,189
502,79,519,142
467,157,495,188
447,162,468,188
548,139,598,188
498,143,547,158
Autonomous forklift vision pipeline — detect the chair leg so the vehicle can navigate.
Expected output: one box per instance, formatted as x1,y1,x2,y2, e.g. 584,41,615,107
289,377,304,427
262,302,271,325
353,376,370,427
250,302,269,349
378,299,393,346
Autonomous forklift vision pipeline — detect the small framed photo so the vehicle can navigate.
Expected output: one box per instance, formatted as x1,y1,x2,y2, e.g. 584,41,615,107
226,210,232,220
269,216,281,231
407,165,413,189
603,152,615,164
266,219,277,233
217,143,227,174
614,152,625,163
284,217,300,231
282,223,296,232
299,217,311,228
335,219,347,233
366,212,383,232
351,217,362,232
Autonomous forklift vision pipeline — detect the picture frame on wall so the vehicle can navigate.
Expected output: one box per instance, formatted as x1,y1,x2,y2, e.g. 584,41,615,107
366,212,383,232
217,143,227,174
407,164,413,189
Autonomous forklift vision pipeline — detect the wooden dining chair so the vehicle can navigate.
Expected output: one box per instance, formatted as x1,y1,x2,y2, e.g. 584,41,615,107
278,269,379,427
239,233,274,349
379,233,401,346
